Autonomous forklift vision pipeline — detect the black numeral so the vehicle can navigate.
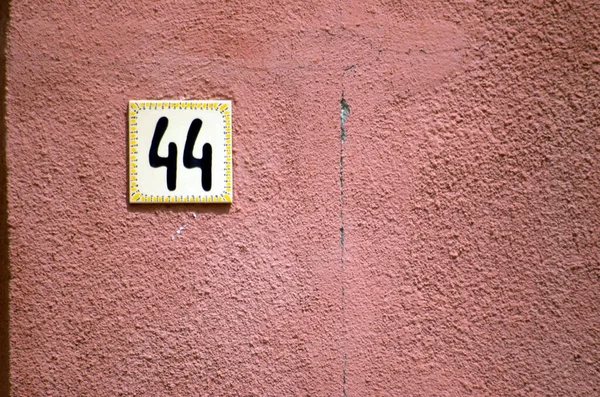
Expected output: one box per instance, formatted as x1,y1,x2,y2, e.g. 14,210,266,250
183,118,212,191
148,117,212,192
149,117,177,191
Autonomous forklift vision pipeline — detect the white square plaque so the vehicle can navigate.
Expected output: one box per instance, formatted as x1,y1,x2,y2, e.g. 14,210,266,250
129,100,232,203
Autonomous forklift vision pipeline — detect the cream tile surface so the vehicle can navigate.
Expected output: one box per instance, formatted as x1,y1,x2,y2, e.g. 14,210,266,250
129,100,232,203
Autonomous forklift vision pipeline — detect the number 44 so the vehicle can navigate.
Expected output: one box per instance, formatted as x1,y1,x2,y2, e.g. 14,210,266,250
148,116,212,192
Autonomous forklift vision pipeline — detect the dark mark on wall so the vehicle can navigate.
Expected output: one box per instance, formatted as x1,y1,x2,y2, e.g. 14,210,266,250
339,93,350,397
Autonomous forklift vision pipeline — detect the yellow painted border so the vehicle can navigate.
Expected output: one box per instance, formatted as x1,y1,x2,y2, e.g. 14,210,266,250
128,100,233,204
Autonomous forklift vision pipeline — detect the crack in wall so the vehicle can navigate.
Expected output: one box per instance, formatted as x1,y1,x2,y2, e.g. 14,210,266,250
339,95,349,254
339,94,350,397
340,97,350,143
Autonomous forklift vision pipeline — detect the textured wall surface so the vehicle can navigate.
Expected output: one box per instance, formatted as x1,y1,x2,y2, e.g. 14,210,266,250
5,0,600,396
0,0,10,394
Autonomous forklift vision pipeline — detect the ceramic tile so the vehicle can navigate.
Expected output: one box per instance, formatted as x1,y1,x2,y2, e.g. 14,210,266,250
129,100,232,203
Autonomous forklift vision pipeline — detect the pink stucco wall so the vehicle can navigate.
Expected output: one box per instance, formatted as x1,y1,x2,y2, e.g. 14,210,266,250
4,0,600,395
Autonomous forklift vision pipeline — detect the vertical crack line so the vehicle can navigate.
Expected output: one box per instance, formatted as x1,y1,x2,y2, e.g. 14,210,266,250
340,96,349,255
339,94,350,397
342,353,348,397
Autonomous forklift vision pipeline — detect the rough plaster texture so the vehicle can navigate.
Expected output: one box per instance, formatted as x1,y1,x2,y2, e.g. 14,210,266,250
0,0,9,394
4,0,600,395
